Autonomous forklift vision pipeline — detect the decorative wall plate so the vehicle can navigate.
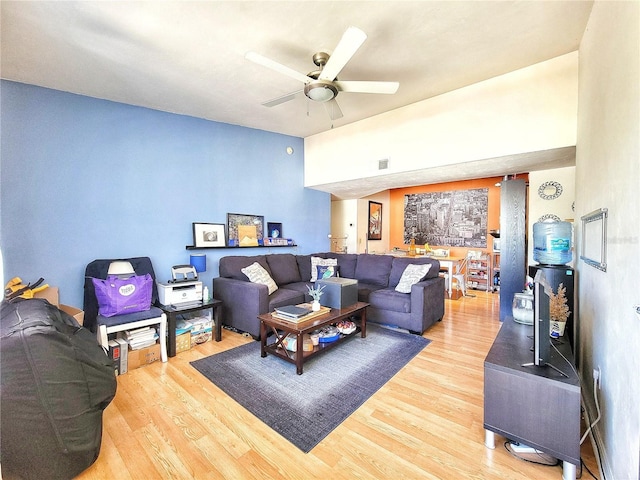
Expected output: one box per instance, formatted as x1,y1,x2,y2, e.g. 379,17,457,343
538,181,563,200
538,213,561,222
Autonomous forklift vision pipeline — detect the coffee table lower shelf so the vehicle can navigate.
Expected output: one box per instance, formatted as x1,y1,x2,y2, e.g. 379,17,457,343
258,302,368,375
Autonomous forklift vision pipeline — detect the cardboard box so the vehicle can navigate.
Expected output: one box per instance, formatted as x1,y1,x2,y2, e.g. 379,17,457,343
128,343,161,370
59,304,85,325
176,332,191,353
33,286,59,304
34,286,84,325
191,319,213,332
318,277,358,309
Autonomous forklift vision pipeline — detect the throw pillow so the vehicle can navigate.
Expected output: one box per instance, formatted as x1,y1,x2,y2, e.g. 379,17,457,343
317,265,340,280
395,264,432,293
241,262,278,295
310,256,338,282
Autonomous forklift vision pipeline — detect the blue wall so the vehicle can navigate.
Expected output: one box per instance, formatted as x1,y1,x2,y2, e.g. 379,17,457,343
1,81,331,307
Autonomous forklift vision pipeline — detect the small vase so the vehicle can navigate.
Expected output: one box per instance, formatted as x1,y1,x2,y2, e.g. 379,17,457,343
312,300,321,312
550,321,566,338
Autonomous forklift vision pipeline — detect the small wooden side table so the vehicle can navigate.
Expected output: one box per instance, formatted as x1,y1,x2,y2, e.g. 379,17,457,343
157,299,222,357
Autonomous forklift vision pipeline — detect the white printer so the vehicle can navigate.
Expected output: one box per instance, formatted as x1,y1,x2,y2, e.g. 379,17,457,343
157,265,203,307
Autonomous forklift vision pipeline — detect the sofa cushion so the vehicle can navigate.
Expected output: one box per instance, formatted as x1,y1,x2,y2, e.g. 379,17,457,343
268,288,306,311
369,288,411,314
389,257,440,287
334,253,358,279
241,262,278,295
280,281,312,297
220,255,270,281
356,283,385,303
296,255,312,282
316,264,339,280
310,256,338,282
266,253,301,285
395,264,432,293
354,254,393,287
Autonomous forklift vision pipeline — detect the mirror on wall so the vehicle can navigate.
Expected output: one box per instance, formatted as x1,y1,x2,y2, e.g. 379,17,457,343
580,208,608,272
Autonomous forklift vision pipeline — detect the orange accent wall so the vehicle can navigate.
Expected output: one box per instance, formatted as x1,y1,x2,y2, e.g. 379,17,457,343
389,177,511,258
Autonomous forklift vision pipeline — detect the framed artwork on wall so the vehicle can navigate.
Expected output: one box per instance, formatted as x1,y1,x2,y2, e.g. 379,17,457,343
227,213,264,247
403,188,488,247
368,201,382,240
267,222,283,238
193,223,226,248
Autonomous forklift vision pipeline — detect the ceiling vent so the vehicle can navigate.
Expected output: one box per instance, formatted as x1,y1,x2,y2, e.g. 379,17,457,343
378,158,389,170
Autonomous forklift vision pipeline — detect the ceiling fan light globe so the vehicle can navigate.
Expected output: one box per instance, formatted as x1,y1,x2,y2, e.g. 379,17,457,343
304,80,338,102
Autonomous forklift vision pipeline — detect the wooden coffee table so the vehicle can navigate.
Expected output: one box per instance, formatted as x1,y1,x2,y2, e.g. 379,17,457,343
258,302,368,375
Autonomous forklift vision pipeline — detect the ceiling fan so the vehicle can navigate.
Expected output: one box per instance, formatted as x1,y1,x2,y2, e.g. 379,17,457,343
245,26,399,120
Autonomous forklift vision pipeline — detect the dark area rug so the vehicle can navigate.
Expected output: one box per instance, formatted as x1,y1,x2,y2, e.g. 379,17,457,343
190,324,431,452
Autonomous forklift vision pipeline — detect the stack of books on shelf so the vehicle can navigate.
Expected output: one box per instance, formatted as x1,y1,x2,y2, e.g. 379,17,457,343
123,326,158,350
264,237,293,246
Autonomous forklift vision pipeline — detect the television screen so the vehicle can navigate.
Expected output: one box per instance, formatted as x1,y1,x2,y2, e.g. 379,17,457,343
533,270,551,366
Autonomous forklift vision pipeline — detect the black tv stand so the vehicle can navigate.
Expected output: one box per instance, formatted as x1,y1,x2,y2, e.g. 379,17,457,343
484,317,580,479
521,361,568,378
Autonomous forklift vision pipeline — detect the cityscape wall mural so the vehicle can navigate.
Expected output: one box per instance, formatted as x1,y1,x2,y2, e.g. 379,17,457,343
403,188,488,248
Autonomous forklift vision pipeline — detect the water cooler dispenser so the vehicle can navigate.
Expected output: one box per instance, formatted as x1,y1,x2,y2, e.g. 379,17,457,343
529,221,575,349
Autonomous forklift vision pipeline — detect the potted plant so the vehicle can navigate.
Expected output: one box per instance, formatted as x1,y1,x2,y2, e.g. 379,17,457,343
549,283,570,338
306,284,326,311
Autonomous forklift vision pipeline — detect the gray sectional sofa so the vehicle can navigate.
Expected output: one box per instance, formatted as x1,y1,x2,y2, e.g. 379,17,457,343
213,252,445,338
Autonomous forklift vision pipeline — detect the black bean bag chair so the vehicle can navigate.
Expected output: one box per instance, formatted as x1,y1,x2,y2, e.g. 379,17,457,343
0,298,117,479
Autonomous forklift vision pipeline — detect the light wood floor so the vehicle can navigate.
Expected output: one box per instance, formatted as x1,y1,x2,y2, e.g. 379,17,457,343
76,291,600,479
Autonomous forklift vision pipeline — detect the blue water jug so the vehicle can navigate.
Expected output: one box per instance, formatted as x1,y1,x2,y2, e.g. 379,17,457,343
533,221,572,265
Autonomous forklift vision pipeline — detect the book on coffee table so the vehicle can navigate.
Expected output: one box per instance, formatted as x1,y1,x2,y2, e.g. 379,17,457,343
274,305,312,319
272,303,331,323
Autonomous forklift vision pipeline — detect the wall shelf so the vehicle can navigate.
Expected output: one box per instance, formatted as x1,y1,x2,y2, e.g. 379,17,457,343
467,253,492,292
492,251,500,292
186,245,297,250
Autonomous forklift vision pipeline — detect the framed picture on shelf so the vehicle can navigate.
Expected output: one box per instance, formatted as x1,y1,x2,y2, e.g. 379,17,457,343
368,201,382,240
227,213,264,247
193,223,226,248
267,222,283,238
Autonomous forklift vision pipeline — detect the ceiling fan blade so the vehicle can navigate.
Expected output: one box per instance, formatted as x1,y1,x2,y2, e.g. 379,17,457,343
334,80,399,94
262,90,302,107
319,26,367,81
245,51,312,84
324,98,344,120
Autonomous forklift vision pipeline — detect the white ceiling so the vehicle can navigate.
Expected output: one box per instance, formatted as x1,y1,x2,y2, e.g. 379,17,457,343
1,1,594,194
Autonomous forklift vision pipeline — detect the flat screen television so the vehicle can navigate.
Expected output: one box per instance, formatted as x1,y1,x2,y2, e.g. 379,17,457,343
533,270,551,366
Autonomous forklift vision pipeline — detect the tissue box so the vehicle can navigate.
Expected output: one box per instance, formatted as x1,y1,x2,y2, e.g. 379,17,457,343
317,277,358,309
176,332,192,353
